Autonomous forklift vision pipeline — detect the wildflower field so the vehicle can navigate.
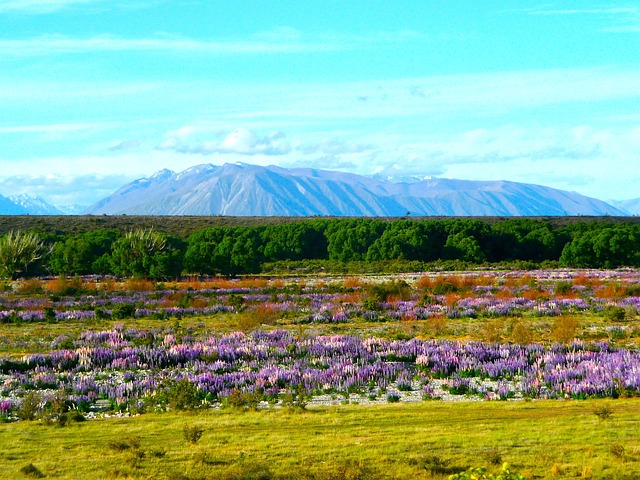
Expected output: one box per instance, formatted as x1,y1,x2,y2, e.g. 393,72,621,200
1,269,640,479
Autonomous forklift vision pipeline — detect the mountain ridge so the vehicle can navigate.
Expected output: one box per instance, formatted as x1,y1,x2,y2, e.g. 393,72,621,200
82,163,627,217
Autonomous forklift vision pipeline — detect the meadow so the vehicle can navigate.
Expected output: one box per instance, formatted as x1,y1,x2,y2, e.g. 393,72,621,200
1,269,640,479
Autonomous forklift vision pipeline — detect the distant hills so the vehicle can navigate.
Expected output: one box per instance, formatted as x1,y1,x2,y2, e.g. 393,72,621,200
82,163,628,217
1,163,637,216
0,193,87,216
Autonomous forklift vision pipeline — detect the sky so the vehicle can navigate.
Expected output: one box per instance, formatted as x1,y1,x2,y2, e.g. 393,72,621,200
1,0,640,208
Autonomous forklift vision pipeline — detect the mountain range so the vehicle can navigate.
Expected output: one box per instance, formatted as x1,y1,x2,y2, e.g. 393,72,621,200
0,193,72,215
83,163,629,217
1,163,637,217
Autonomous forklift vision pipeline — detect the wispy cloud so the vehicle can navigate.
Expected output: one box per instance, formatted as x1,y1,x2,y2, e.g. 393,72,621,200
0,0,97,14
0,27,431,57
508,4,640,32
514,6,638,16
0,173,131,206
0,34,348,56
0,122,102,133
0,0,162,14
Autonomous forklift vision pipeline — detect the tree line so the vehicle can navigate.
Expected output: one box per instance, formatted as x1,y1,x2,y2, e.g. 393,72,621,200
2,218,640,279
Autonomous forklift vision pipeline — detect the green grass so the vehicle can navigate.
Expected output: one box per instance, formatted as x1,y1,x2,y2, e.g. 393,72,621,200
1,400,639,479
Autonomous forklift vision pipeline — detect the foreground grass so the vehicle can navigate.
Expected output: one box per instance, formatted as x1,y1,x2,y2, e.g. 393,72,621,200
1,400,639,480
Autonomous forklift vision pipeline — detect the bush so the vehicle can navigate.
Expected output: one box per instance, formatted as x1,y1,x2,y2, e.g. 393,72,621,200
16,391,43,421
551,316,579,344
108,436,141,452
19,463,45,478
386,392,401,403
604,306,626,322
281,387,308,411
416,454,452,474
367,280,412,303
0,231,50,279
158,379,201,411
449,463,526,480
112,303,136,320
593,405,613,421
183,424,205,444
224,389,261,410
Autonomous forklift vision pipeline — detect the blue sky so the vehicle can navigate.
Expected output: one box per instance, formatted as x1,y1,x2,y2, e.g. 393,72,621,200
1,1,640,207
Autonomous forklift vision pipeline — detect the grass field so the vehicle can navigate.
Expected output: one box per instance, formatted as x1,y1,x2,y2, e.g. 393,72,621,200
1,399,639,479
2,271,640,479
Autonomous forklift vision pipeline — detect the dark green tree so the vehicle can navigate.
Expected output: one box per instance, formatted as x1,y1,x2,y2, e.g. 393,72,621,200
110,228,183,279
325,219,386,261
48,230,120,276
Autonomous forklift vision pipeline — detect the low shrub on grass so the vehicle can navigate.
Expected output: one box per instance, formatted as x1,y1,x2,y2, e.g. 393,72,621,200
281,387,308,411
410,454,453,475
156,378,201,411
386,392,401,403
223,389,261,411
111,303,136,319
183,424,205,444
609,444,625,459
449,463,526,480
593,405,613,421
19,463,45,478
16,391,43,421
551,316,579,344
108,436,141,452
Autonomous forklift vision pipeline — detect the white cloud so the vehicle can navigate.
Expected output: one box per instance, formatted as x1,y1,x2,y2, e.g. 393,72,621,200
0,0,98,13
513,6,638,16
0,122,102,134
0,0,163,14
159,127,291,156
297,138,373,156
0,173,130,206
0,33,349,57
507,5,640,33
109,139,142,151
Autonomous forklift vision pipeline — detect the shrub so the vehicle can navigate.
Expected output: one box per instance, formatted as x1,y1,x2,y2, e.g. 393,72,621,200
16,391,43,421
0,230,50,279
366,280,412,303
483,448,503,466
183,424,205,444
158,378,201,411
112,303,136,320
16,279,44,294
551,316,579,344
386,392,401,403
449,463,526,480
481,319,505,343
19,463,45,478
281,387,308,411
604,306,626,322
224,389,261,411
418,454,452,474
510,321,534,345
609,444,625,459
108,436,141,452
593,405,613,421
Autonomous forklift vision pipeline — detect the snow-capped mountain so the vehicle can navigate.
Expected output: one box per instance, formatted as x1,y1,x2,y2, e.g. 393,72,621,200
9,194,65,215
0,193,29,215
0,193,84,215
83,163,627,217
611,198,640,216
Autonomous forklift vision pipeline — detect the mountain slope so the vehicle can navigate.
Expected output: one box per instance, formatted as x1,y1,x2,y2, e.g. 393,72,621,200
0,194,29,215
83,163,626,217
9,194,65,215
612,198,640,216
